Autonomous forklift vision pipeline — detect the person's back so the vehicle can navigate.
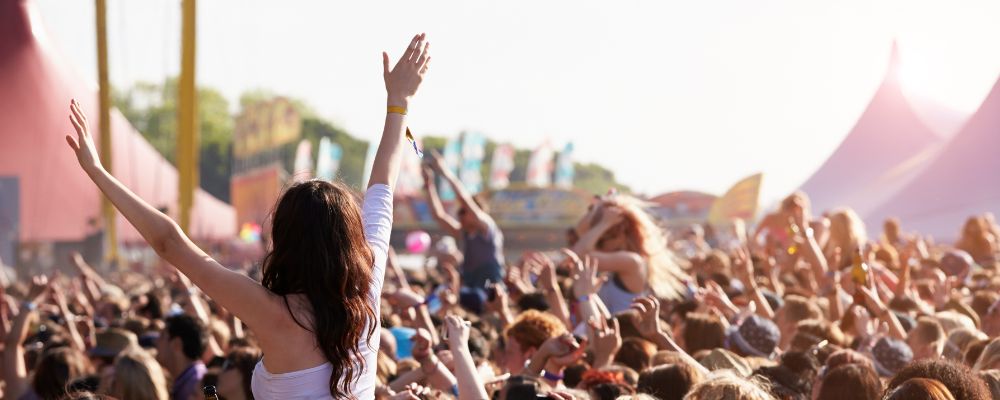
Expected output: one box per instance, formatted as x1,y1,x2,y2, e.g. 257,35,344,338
249,179,393,398
62,33,431,399
460,211,505,288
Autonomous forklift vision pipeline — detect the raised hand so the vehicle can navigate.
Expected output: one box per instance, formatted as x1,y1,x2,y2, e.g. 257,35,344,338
539,333,584,366
427,149,448,173
420,164,435,187
573,255,607,299
26,275,50,305
631,295,664,341
65,99,102,172
588,316,621,368
598,206,626,228
389,383,432,400
383,33,430,107
443,314,471,348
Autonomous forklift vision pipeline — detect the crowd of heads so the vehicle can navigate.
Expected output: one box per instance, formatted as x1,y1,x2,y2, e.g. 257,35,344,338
2,188,999,400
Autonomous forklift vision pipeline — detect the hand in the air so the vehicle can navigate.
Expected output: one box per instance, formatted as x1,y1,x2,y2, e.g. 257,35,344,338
65,99,102,172
384,33,431,106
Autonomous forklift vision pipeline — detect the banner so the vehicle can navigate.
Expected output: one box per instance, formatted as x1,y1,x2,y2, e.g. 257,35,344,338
233,97,301,159
438,137,462,201
526,141,554,187
459,132,486,194
315,137,343,181
291,139,313,182
489,144,515,190
231,164,285,228
361,142,379,188
554,142,575,189
489,187,591,226
708,173,764,225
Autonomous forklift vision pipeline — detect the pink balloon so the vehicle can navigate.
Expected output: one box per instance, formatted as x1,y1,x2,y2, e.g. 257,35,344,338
406,231,431,254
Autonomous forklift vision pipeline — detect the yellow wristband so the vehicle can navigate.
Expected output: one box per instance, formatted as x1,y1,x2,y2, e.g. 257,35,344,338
387,106,407,115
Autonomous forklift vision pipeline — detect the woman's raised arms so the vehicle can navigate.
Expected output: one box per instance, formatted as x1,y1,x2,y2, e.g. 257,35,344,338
64,99,285,336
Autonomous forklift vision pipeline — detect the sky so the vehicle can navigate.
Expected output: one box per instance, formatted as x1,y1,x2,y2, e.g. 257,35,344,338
34,0,1000,204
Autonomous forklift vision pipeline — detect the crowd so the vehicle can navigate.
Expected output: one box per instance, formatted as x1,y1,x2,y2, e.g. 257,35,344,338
3,33,1000,400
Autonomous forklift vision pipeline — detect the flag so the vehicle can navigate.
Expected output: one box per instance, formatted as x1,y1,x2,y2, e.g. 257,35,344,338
707,173,764,225
554,142,575,189
459,132,486,194
438,137,462,201
315,137,343,181
361,141,378,187
291,139,313,182
526,141,554,187
489,144,515,190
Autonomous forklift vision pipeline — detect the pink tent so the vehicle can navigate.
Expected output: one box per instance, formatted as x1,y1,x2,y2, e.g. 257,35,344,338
865,77,1000,241
0,0,236,243
798,43,947,216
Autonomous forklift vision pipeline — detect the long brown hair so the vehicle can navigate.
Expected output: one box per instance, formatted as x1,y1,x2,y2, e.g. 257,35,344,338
261,180,377,399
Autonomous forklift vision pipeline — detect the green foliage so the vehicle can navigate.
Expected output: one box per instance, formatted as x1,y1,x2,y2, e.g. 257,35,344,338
114,77,233,201
299,117,369,190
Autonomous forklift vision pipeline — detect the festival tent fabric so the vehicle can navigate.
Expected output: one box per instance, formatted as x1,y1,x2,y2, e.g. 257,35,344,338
797,43,947,217
865,76,1000,241
0,0,236,243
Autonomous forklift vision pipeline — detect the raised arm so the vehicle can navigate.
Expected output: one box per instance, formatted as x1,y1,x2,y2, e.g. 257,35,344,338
445,315,490,400
64,100,283,336
572,207,643,275
427,151,491,231
368,33,431,189
421,165,461,237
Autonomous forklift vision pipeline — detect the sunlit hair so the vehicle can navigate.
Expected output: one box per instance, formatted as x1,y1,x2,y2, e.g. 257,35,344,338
110,350,169,400
587,195,689,299
780,191,810,214
884,378,956,400
823,208,867,267
883,217,902,245
261,179,377,399
682,370,774,400
972,337,1000,372
504,309,566,350
957,216,996,262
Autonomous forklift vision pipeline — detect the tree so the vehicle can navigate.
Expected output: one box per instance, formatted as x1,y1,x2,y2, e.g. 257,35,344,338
114,77,233,201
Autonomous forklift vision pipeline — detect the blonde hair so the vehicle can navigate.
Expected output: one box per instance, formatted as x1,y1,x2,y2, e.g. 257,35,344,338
592,196,689,299
683,370,775,400
957,216,998,262
824,208,867,266
110,350,169,400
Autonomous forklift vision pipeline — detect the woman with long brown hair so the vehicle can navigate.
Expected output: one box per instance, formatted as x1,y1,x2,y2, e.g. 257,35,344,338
65,34,431,398
571,194,688,311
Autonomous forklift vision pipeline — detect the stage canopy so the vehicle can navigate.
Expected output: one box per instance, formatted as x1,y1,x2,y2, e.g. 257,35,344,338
865,77,1000,241
797,43,949,217
0,0,236,243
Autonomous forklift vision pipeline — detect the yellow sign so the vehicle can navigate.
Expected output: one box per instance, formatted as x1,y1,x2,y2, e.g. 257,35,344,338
233,98,302,158
708,173,763,225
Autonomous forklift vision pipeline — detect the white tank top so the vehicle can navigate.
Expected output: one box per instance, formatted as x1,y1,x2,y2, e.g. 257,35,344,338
250,184,392,399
